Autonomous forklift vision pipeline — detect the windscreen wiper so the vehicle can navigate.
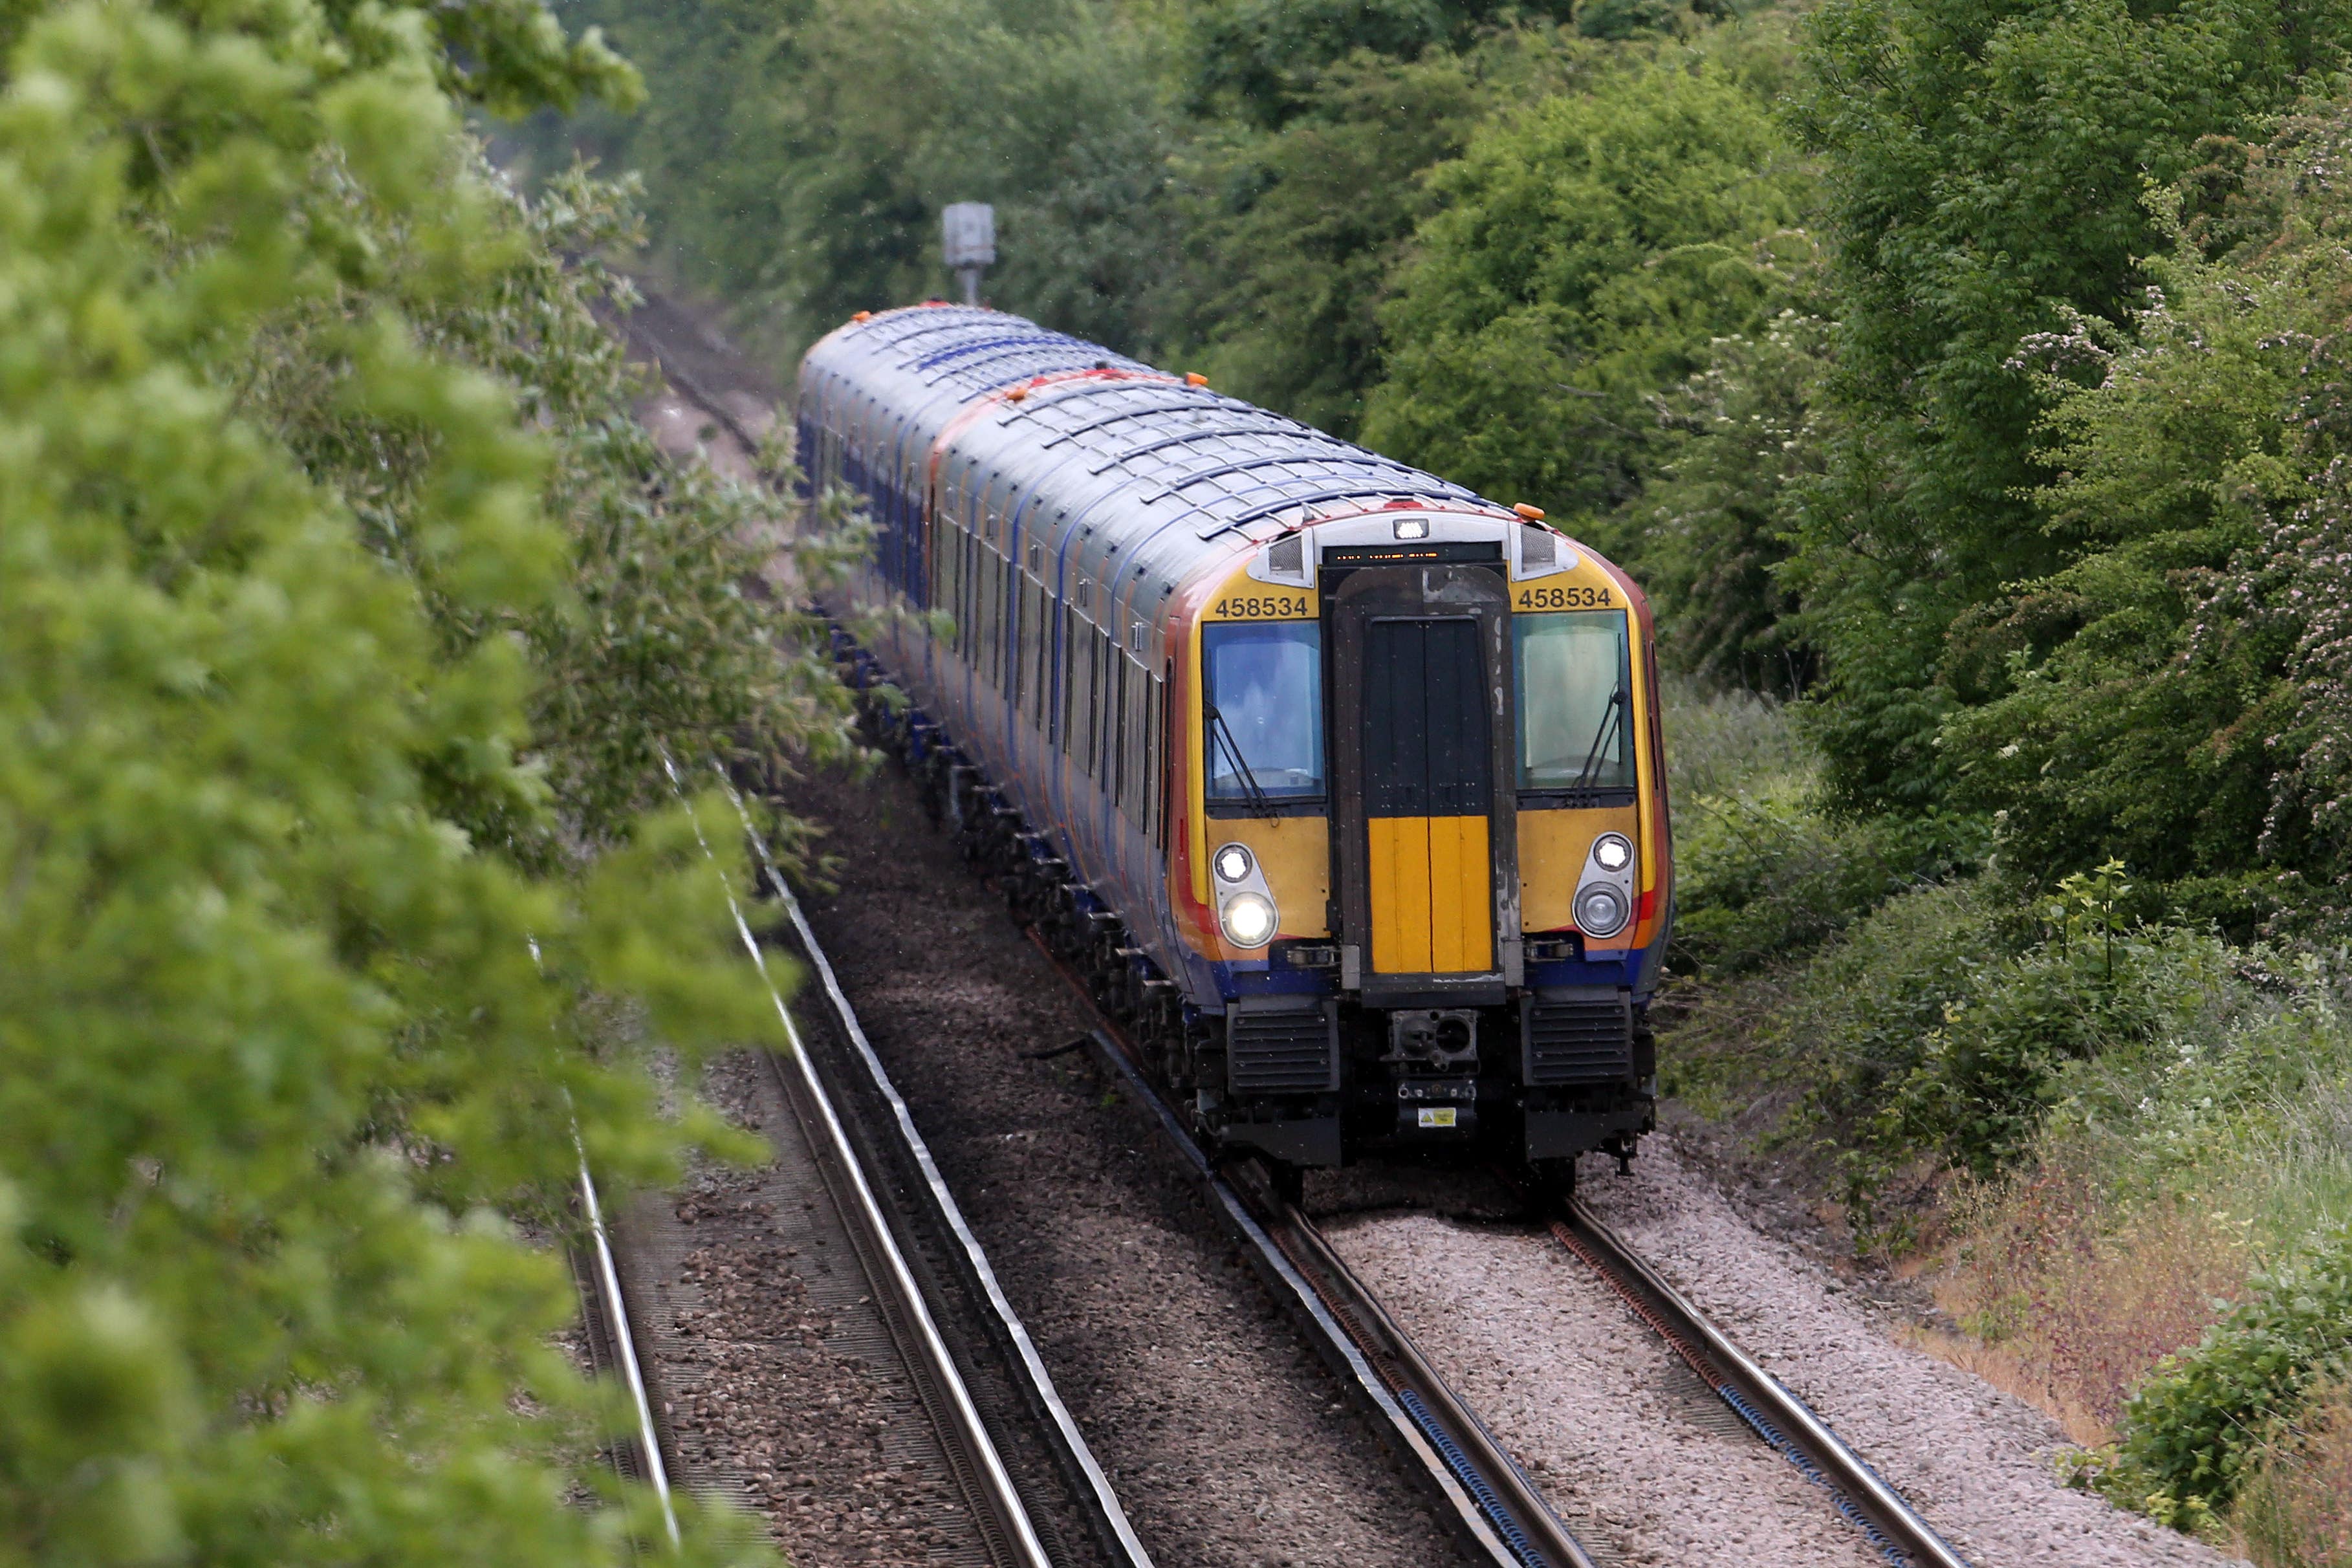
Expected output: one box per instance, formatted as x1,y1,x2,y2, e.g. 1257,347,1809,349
1571,688,1627,792
1205,702,1281,822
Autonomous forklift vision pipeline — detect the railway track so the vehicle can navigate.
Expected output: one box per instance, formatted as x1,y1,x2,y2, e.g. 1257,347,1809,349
1073,1012,1596,1568
553,748,1148,1567
568,1149,682,1552
1069,967,1968,1568
824,670,1970,1568
1542,1199,1968,1568
706,763,1155,1568
662,752,1148,1568
621,300,1965,1568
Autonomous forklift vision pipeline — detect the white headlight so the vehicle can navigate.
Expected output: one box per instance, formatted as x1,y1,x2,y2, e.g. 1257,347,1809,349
1593,833,1633,873
1220,892,1278,948
1214,843,1254,884
1393,517,1430,540
1575,884,1629,939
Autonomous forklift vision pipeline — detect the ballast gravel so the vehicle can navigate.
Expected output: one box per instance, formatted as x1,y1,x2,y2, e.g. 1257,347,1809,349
1569,1139,2245,1568
1321,1141,2244,1568
781,758,1479,1568
1323,1210,1886,1568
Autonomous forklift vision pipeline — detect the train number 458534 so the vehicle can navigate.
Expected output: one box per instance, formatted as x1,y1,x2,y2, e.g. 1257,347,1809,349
1516,584,1613,610
1212,594,1311,619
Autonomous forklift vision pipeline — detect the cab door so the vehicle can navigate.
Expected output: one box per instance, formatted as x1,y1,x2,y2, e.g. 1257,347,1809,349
1329,559,1519,997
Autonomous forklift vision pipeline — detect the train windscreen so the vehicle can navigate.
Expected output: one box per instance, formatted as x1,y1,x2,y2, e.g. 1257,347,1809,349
1203,622,1324,803
1514,611,1632,792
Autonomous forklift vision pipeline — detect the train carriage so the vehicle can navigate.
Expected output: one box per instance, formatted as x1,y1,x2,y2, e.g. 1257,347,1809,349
796,305,1671,1179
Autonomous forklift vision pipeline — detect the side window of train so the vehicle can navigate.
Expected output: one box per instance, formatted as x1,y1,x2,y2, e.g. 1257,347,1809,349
1122,654,1144,817
1003,533,1022,700
988,539,1007,686
1111,650,1129,811
1015,560,1033,719
1027,576,1049,728
1149,671,1168,849
975,532,994,679
1090,627,1109,789
1057,600,1075,750
961,527,979,656
939,509,962,650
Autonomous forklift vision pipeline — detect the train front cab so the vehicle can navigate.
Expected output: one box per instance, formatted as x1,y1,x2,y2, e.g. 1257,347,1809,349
1181,513,1667,1174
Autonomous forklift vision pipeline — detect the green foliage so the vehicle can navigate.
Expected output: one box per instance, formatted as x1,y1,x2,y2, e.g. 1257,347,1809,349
1186,0,1573,127
1637,309,1827,691
1772,878,2005,1146
2090,1225,2352,1519
1362,43,1811,534
1659,677,1982,976
563,0,1179,360
246,164,856,847
1672,783,1977,975
1877,864,2164,1179
1659,676,1813,807
1157,47,1489,437
1928,113,2352,924
1784,0,2351,813
0,0,831,1561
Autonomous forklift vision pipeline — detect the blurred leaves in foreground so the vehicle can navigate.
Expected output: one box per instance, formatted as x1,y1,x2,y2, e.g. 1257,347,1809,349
0,0,858,1562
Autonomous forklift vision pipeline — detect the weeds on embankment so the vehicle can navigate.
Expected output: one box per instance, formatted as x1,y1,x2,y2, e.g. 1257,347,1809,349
1657,685,2352,1565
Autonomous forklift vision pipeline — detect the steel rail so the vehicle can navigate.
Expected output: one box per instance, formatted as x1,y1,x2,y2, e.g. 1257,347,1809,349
662,756,1056,1568
1547,1197,1971,1568
713,768,1157,1568
1069,1012,1596,1568
538,924,681,1555
574,1147,683,1551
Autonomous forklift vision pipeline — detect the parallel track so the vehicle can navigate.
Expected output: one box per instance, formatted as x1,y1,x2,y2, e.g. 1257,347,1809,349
713,768,1157,1568
663,754,1140,1568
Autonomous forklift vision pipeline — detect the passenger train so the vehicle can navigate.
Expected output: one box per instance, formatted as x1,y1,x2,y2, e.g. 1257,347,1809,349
796,305,1672,1181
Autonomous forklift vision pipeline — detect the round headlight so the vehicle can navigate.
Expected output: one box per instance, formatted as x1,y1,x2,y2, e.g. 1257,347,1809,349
1213,843,1255,884
1575,884,1629,939
1593,833,1633,873
1220,892,1278,948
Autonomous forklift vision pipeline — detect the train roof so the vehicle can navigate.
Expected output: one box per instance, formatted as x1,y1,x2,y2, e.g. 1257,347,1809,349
796,305,1523,648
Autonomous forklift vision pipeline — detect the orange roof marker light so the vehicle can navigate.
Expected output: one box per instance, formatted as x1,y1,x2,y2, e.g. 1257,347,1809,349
1514,502,1547,521
1007,385,1029,402
853,310,873,323
1185,372,1209,387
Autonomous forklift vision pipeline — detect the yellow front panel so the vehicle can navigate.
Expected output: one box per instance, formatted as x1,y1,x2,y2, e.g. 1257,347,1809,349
1211,815,1331,940
1518,804,1641,933
1368,817,1433,973
1369,816,1492,974
1428,816,1493,972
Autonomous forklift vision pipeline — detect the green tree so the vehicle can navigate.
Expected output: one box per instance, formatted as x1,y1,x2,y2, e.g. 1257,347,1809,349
1362,45,1811,537
1159,47,1489,435
1932,111,2352,924
572,0,1181,360
0,1,825,1561
1186,0,1577,127
1635,308,1829,691
1785,0,2352,812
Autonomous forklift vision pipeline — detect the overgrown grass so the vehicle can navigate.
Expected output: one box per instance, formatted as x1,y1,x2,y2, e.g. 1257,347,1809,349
2238,1387,2352,1567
